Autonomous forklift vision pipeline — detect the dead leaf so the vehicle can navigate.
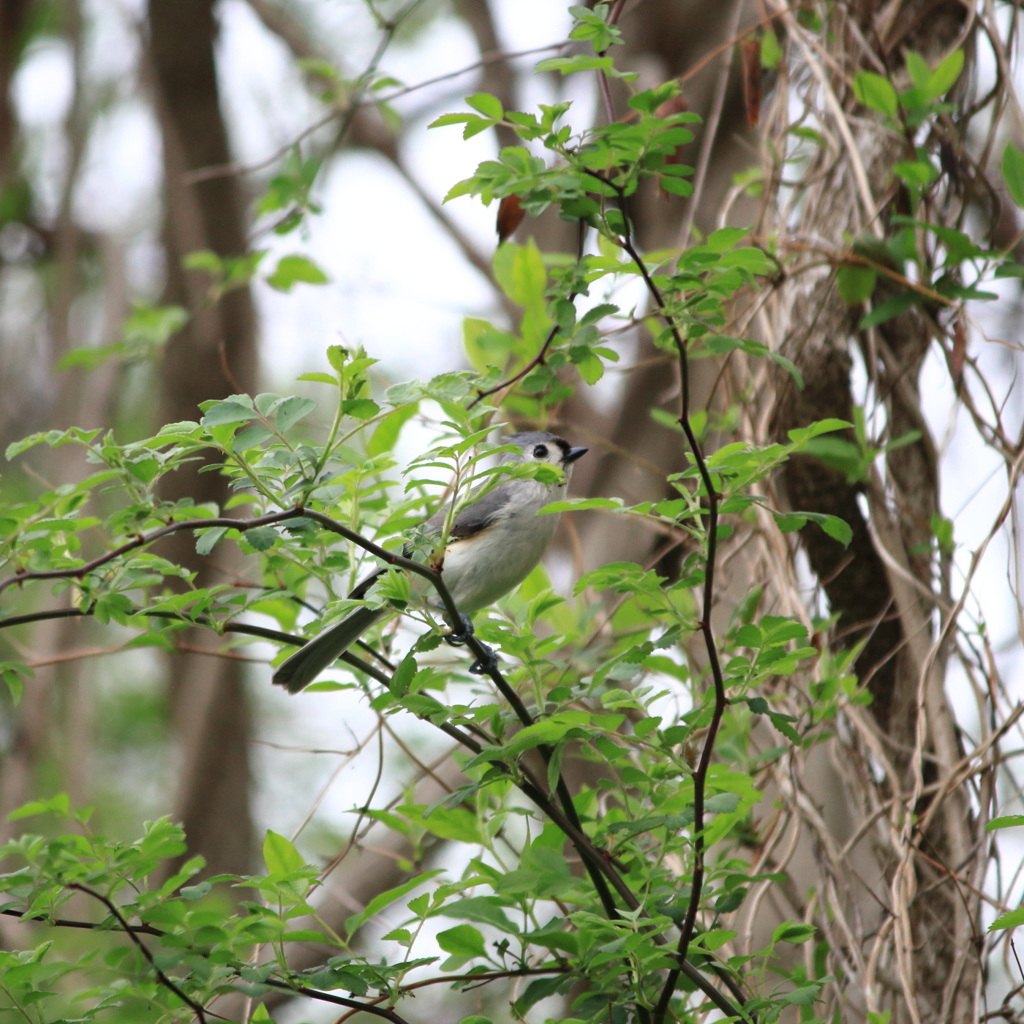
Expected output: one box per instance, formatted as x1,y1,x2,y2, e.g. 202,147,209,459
742,39,762,128
496,194,526,243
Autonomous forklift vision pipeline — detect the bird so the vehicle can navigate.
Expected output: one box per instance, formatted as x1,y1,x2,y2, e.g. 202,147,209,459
272,431,588,693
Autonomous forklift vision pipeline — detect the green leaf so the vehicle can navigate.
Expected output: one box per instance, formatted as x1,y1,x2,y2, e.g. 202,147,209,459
853,71,898,117
574,348,604,384
761,26,781,69
859,292,918,329
8,793,71,821
405,806,482,844
986,815,1024,831
368,403,418,455
696,928,736,951
244,527,278,551
990,906,1024,931
928,49,963,96
768,351,803,389
2,665,27,705
466,92,503,120
437,897,517,933
800,512,853,547
772,921,816,944
513,975,567,1013
196,526,228,556
904,51,931,91
275,396,318,433
296,372,337,385
263,830,305,874
540,497,624,514
787,418,853,443
389,654,417,697
345,871,444,936
428,112,476,128
837,265,877,304
437,924,486,958
1002,143,1024,209
181,881,212,901
659,175,693,197
784,985,820,1006
535,54,613,74
342,399,380,420
201,400,256,427
266,254,330,292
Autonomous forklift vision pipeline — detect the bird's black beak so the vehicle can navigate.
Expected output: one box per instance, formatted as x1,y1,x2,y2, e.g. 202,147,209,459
564,447,588,464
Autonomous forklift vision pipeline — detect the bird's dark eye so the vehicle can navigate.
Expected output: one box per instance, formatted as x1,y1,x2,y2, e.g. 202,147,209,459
532,444,548,459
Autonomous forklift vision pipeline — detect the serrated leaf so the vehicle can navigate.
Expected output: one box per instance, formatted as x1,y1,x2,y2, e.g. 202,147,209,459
784,985,820,1006
342,399,380,420
244,527,278,551
437,897,517,933
263,830,305,874
990,906,1024,930
800,512,852,547
773,921,816,944
181,881,212,901
389,654,416,697
275,396,318,433
466,92,503,120
345,872,444,936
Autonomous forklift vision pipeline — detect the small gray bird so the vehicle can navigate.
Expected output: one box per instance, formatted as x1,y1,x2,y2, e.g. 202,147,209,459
273,431,588,693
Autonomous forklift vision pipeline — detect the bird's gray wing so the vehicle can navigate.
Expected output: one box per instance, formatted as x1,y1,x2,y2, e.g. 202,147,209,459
277,487,515,692
273,606,387,693
425,482,514,540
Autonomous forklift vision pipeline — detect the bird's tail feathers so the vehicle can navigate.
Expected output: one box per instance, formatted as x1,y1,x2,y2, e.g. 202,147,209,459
273,606,387,694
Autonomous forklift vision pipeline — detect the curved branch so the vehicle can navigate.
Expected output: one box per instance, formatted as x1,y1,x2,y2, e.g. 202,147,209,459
67,883,208,1023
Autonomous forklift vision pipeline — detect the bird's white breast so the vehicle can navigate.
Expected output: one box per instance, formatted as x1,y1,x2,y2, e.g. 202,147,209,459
440,477,565,613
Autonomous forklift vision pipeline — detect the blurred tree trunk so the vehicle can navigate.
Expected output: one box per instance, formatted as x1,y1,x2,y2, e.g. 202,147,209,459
147,0,258,878
0,0,30,194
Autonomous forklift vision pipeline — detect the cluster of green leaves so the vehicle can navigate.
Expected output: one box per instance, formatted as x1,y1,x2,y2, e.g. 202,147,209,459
0,5,879,1024
835,46,1024,342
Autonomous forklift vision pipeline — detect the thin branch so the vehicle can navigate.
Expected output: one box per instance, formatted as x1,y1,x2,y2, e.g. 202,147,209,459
182,42,567,185
0,907,165,937
602,218,728,1023
67,883,208,1023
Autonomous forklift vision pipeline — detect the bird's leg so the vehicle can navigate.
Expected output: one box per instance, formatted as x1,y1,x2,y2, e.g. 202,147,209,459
444,614,498,675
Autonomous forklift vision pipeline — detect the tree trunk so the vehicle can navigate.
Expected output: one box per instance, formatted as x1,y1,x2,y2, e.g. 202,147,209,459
147,0,259,879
